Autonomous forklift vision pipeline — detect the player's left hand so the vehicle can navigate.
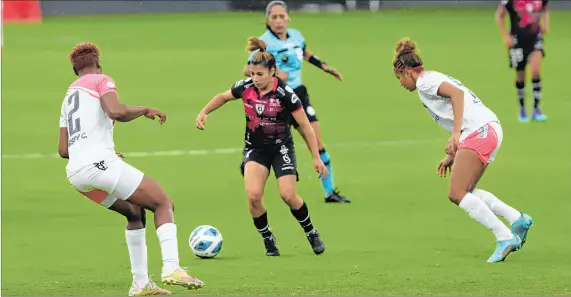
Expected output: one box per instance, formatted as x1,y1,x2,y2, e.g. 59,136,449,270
445,132,461,156
145,108,167,125
314,157,329,180
540,26,548,35
436,155,454,177
116,152,125,159
322,65,343,81
196,111,208,130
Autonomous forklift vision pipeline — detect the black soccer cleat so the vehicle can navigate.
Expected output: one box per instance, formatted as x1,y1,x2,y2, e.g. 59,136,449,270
306,230,325,255
263,234,280,256
325,189,350,203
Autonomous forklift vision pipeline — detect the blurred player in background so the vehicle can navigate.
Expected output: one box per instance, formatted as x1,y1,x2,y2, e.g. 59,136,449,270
59,42,204,295
496,0,549,122
244,0,350,203
197,38,328,256
392,38,534,263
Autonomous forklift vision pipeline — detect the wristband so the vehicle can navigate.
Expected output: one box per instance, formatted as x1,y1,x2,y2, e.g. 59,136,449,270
308,55,326,69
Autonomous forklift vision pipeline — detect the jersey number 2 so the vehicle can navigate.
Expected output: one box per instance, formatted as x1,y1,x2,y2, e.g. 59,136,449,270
67,91,81,136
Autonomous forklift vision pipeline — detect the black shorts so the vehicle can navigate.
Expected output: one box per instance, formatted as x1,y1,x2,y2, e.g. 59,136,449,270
240,142,299,181
508,35,545,71
291,85,318,128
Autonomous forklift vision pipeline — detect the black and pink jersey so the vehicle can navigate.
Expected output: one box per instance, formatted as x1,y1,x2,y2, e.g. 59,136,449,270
230,77,303,148
501,0,548,40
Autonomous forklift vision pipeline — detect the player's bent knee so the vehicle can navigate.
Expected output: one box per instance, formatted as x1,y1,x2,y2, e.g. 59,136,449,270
280,192,297,205
124,204,143,222
448,189,467,205
278,184,297,205
131,175,173,212
246,190,264,204
247,194,264,211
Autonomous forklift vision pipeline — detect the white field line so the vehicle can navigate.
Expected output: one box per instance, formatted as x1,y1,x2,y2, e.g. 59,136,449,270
1,138,440,160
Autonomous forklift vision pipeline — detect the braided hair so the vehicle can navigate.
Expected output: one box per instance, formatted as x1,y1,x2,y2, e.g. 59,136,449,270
393,37,423,72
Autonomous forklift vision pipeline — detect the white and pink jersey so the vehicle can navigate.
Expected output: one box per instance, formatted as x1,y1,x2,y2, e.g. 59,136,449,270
415,71,499,136
59,74,118,176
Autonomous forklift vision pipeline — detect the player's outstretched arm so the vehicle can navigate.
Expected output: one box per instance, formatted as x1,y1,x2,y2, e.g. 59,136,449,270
58,127,69,159
292,110,328,179
303,48,343,81
100,92,149,122
196,90,237,130
437,82,465,156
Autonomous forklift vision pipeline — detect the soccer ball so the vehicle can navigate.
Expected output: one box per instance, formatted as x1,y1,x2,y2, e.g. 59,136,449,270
188,225,223,259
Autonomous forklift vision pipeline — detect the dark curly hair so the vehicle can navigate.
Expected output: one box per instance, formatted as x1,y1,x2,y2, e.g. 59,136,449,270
69,42,101,75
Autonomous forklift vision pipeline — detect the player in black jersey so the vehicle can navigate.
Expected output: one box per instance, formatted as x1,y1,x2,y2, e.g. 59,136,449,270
496,0,549,122
195,37,328,257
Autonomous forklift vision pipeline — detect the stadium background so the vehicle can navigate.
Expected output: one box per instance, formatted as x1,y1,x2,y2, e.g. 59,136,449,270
2,0,571,295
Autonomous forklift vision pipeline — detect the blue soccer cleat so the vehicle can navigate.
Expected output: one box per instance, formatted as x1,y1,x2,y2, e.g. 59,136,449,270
518,107,530,122
531,108,547,122
511,213,533,251
487,235,521,263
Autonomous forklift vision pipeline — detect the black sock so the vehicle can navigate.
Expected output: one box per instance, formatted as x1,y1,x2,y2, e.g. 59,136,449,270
516,81,525,108
253,212,272,239
290,202,315,234
532,78,541,109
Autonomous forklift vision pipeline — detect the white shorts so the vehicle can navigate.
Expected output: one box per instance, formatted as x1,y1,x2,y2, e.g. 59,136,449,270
68,158,145,208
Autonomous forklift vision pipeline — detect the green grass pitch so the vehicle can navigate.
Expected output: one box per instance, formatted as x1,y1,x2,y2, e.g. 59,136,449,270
2,9,571,296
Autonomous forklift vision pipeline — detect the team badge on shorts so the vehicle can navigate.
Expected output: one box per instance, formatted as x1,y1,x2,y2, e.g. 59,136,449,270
477,125,488,138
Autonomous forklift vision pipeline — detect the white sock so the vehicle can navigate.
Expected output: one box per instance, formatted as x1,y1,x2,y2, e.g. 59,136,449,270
472,188,521,225
125,228,148,288
156,223,180,276
459,192,514,241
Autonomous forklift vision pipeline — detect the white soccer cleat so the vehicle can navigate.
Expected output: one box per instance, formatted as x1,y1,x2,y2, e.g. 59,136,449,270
128,278,172,296
161,267,204,290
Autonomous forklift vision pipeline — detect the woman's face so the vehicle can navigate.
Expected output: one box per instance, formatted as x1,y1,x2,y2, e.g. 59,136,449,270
267,5,289,34
250,64,275,89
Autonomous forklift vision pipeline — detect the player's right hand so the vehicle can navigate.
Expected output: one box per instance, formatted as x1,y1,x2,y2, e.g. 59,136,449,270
503,36,514,48
436,155,454,177
145,108,167,125
314,158,329,180
196,111,207,130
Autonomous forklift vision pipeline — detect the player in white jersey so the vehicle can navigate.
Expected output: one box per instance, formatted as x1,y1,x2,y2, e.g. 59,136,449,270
59,42,204,295
392,37,534,263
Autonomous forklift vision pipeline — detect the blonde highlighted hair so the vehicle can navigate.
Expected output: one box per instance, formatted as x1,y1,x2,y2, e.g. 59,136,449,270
247,37,277,71
393,37,423,71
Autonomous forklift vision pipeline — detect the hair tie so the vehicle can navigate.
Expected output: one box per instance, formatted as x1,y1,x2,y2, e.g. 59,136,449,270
259,48,265,52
